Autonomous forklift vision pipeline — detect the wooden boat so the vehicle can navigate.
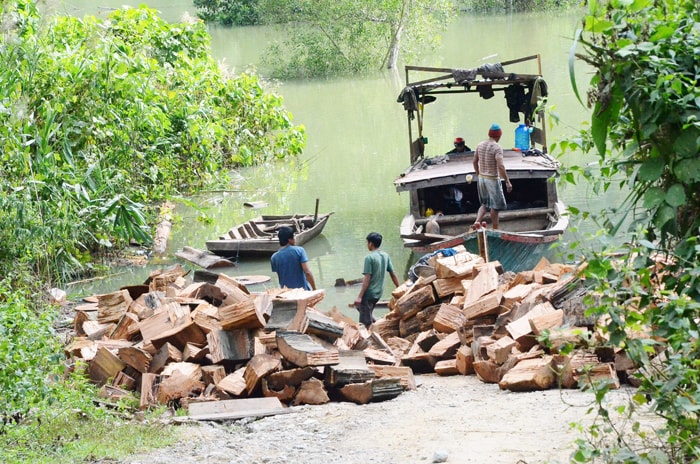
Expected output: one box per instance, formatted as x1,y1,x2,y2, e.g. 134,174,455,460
395,55,568,261
206,212,334,258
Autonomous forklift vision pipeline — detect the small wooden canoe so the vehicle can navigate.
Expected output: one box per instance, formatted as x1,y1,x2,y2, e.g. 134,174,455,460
206,212,334,258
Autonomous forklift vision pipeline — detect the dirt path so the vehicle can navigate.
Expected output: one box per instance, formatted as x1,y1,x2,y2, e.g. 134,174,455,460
126,374,639,464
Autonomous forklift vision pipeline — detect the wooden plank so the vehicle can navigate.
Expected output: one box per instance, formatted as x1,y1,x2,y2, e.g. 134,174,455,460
186,397,291,421
175,246,234,269
275,331,339,367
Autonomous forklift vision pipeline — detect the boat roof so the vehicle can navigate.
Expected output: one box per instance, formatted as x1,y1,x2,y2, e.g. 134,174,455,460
394,150,559,192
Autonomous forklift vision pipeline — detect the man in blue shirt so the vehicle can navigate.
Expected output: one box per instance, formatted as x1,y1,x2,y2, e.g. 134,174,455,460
354,232,400,328
270,226,316,290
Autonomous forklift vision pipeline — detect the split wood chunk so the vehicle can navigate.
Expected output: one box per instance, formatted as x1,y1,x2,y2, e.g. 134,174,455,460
112,370,136,391
363,347,396,365
88,346,126,386
207,329,255,364
434,252,483,279
293,378,329,405
400,351,436,374
217,367,247,397
486,335,517,365
201,365,227,386
369,365,416,390
434,359,460,376
118,345,152,373
395,285,436,321
428,331,461,359
304,309,344,341
109,312,140,341
178,282,227,306
83,320,116,341
182,342,209,363
465,262,501,304
463,290,503,320
149,342,183,374
505,301,556,344
264,299,299,332
261,378,296,403
499,356,556,391
244,354,282,395
433,303,466,333
325,350,375,387
96,289,133,324
219,298,266,330
528,309,564,337
547,326,591,353
275,331,339,367
552,351,600,389
372,317,400,340
99,385,132,402
473,359,500,383
140,373,161,410
432,277,465,299
339,378,403,405
455,345,475,375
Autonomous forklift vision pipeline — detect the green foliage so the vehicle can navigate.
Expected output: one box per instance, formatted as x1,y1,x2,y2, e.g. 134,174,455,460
193,0,262,26
456,0,582,13
257,0,452,78
0,1,305,281
559,0,700,461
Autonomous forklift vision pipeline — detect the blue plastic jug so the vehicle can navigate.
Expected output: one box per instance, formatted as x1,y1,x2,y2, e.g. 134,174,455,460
515,124,532,151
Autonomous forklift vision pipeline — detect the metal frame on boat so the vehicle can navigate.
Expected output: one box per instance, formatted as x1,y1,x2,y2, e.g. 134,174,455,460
394,54,568,254
206,212,334,258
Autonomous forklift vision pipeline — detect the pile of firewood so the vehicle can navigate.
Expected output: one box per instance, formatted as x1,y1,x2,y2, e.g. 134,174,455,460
67,264,416,418
373,245,636,391
65,246,638,419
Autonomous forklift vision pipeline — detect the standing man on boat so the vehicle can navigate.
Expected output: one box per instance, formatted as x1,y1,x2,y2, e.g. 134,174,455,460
473,123,512,229
354,232,401,328
271,226,317,290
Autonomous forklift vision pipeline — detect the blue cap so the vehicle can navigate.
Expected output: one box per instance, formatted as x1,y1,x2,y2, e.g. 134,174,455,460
490,123,501,131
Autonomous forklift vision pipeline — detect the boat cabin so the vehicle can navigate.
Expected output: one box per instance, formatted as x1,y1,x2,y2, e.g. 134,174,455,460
394,55,567,244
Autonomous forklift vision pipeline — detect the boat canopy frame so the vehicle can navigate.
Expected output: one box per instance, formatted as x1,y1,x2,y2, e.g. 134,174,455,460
398,54,548,163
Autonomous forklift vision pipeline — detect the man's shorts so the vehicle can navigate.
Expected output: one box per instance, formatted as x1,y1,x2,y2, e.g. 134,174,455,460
477,177,507,210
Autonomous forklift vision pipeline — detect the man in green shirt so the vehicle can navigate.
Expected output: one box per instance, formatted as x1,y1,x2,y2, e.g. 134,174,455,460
354,232,401,328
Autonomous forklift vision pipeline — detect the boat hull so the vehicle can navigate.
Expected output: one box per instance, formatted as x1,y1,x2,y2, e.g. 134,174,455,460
206,213,333,258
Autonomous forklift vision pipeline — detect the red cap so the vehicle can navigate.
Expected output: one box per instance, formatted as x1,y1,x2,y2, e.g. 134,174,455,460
454,137,465,145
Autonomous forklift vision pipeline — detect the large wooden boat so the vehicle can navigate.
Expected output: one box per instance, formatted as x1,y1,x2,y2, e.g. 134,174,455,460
206,212,333,258
395,55,568,259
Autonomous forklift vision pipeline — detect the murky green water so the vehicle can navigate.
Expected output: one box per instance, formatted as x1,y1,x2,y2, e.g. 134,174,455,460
60,3,624,316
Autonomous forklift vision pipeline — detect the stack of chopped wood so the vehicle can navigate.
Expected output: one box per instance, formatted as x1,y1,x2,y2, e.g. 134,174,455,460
372,245,637,392
67,265,416,416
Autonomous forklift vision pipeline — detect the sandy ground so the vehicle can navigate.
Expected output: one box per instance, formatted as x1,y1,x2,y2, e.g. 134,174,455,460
125,374,643,464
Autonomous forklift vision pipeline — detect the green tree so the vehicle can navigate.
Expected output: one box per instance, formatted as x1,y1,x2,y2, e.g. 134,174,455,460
560,0,700,461
258,0,452,78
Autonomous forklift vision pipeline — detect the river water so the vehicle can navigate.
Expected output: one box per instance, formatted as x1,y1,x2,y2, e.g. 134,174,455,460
58,2,622,314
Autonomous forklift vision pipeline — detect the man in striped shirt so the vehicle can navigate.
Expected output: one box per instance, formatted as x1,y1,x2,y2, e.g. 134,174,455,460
472,123,512,229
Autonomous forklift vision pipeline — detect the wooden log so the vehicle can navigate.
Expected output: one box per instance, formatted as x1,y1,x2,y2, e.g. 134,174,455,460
434,359,460,376
112,370,136,391
434,253,483,279
432,277,465,299
275,331,339,367
217,367,247,397
83,320,116,341
182,342,209,363
372,317,400,340
400,351,436,374
499,356,556,391
265,367,317,391
369,365,416,390
261,378,297,403
293,378,330,405
416,304,442,332
201,365,227,386
67,338,96,360
486,335,517,365
399,313,421,338
264,299,300,332
219,298,266,330
118,345,152,373
244,354,282,395
472,359,500,383
324,350,375,387
433,303,466,333
139,373,161,409
428,331,461,359
149,342,183,374
305,309,344,341
505,301,556,345
74,308,96,337
97,290,133,324
501,283,536,311
462,290,503,320
109,312,140,341
395,285,436,321
88,346,126,385
465,262,500,304
207,329,255,364
529,309,564,336
339,378,403,404
552,351,600,389
456,345,475,375
415,329,443,353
